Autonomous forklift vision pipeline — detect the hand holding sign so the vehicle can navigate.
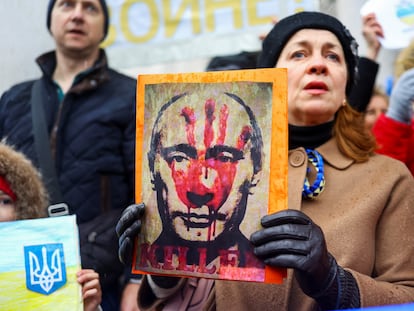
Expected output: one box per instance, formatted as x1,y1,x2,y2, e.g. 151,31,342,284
361,0,414,49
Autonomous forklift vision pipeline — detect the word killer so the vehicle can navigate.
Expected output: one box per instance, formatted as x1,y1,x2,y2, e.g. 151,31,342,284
138,243,244,274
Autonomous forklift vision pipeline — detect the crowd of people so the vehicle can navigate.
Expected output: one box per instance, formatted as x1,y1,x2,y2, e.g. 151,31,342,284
372,41,414,176
1,0,414,311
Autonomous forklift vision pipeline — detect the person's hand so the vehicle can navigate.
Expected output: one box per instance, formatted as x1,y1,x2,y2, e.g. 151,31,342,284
250,210,338,297
116,203,145,265
362,13,384,61
77,269,102,311
387,68,414,124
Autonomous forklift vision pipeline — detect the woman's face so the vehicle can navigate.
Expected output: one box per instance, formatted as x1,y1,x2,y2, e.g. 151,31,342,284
276,29,348,126
364,94,388,131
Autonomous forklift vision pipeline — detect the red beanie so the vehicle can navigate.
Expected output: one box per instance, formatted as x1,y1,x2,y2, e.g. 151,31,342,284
0,176,17,202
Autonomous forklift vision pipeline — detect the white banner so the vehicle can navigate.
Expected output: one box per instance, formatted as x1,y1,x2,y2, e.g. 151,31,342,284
102,0,319,69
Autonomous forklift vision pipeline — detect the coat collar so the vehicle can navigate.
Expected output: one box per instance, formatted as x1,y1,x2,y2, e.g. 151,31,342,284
35,49,110,94
316,138,354,170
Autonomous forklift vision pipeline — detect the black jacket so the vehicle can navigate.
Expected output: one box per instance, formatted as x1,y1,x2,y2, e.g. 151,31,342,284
0,49,136,223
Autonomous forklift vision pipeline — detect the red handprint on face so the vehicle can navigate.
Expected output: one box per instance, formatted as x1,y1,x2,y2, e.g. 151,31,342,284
165,99,252,213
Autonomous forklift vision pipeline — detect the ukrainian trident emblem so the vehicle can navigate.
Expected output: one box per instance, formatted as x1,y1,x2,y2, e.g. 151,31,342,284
24,243,67,295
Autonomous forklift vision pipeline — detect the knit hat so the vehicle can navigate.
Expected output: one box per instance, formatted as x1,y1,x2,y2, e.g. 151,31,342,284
46,0,109,41
0,176,16,202
0,143,48,220
257,11,359,96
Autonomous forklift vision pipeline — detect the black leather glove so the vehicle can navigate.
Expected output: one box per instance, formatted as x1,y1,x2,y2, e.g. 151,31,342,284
250,210,360,309
116,203,181,290
116,203,145,265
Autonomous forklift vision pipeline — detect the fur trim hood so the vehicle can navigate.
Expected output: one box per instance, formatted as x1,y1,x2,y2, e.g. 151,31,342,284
0,143,48,219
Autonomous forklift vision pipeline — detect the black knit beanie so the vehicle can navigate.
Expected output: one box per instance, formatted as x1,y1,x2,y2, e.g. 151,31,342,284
257,11,359,96
46,0,109,41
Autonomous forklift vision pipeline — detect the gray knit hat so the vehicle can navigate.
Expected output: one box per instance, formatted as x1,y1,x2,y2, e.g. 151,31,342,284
46,0,109,42
257,11,359,96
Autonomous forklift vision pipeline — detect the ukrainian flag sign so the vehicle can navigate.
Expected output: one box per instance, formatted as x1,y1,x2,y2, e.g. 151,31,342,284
0,216,82,310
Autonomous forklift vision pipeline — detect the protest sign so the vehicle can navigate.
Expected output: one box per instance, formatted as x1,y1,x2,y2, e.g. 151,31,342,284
0,215,82,311
133,68,288,283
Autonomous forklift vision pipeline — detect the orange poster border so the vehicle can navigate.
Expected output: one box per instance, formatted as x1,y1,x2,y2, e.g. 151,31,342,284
134,68,288,284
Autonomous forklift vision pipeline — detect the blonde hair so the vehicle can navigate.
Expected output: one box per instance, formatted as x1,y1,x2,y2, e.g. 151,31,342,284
334,103,377,162
394,39,414,79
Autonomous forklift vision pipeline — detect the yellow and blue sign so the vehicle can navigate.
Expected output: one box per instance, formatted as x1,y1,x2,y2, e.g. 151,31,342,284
396,1,414,25
0,216,82,311
361,0,414,49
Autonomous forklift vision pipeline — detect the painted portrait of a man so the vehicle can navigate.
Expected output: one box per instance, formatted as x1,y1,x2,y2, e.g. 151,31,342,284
135,73,286,282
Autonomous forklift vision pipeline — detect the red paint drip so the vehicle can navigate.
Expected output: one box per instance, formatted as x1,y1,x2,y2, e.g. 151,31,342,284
217,105,228,145
204,99,215,150
181,107,196,146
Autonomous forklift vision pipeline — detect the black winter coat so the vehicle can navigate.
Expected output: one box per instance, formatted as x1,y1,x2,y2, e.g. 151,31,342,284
0,49,136,224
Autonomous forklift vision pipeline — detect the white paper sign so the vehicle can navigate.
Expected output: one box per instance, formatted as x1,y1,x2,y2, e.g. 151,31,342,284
360,0,414,49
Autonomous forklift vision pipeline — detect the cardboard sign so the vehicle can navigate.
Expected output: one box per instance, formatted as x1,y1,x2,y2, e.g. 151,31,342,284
0,215,82,310
133,69,288,283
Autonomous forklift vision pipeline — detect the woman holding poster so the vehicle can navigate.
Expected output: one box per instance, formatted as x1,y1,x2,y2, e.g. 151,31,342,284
117,11,414,310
